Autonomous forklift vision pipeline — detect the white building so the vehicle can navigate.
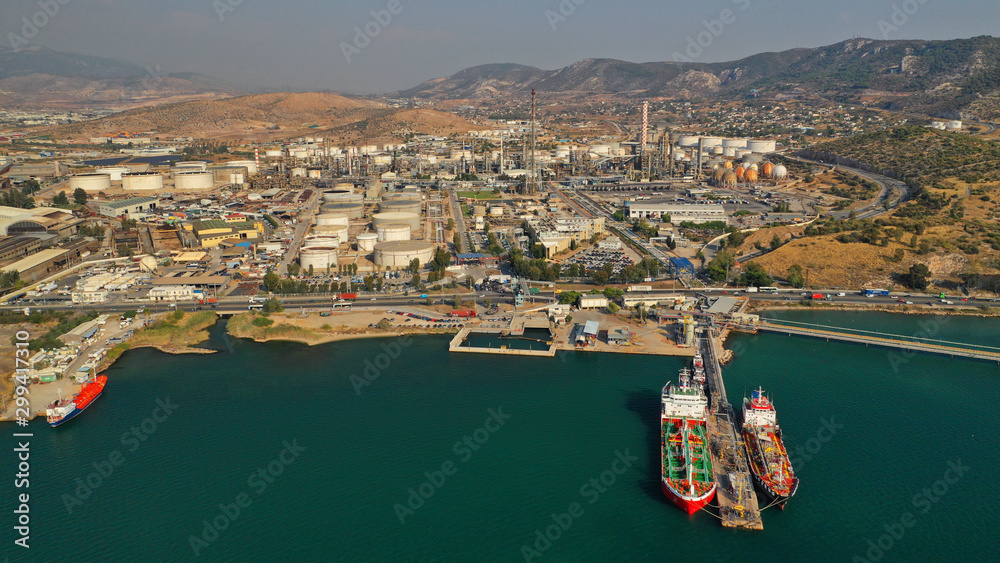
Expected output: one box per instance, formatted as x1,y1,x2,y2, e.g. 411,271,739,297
72,290,108,304
148,285,197,302
625,201,727,224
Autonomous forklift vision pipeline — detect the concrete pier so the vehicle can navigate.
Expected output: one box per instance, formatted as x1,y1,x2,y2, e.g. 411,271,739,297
702,336,763,530
448,328,557,357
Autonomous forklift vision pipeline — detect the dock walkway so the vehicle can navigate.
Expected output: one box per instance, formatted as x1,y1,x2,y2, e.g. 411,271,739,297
702,336,763,530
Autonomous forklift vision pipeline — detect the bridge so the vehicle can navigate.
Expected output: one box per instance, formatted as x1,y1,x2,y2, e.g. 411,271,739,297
738,320,1000,364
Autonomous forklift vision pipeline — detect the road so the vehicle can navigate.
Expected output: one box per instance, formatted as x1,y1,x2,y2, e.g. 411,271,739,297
448,187,472,253
277,191,322,274
784,155,910,220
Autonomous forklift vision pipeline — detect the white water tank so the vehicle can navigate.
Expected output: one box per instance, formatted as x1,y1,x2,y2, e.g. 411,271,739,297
723,138,747,148
372,211,420,232
303,235,341,249
174,171,214,191
300,248,338,272
69,173,112,193
376,223,411,242
123,172,164,192
357,233,378,252
316,214,350,228
678,136,700,147
747,140,777,153
97,166,131,182
224,160,258,174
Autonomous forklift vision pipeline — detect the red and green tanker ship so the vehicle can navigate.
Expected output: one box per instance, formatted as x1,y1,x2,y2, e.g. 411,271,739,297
661,368,716,514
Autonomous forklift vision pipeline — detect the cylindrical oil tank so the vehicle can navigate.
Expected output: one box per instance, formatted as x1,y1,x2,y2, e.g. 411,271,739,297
69,173,112,193
489,206,504,217
742,154,764,166
321,202,364,219
303,235,341,249
174,171,214,191
701,137,723,148
747,140,777,153
299,247,338,271
312,225,348,241
376,223,412,242
710,146,724,155
264,149,282,158
334,182,355,190
472,205,487,217
678,135,700,147
97,166,131,182
372,212,420,232
307,168,323,179
379,199,422,214
173,161,208,174
373,241,435,268
323,190,363,204
357,233,378,252
316,214,350,228
223,160,258,174
291,167,307,178
723,147,738,157
722,138,747,148
122,172,164,192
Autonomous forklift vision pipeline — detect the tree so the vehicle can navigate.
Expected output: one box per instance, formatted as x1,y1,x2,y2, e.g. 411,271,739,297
262,298,284,313
787,265,805,288
308,265,314,277
606,302,620,314
376,319,391,330
263,271,280,293
73,188,89,205
453,233,463,253
408,258,421,273
603,287,624,300
447,218,455,231
739,262,774,287
770,234,783,252
706,250,735,282
53,191,69,205
592,270,610,285
902,263,931,291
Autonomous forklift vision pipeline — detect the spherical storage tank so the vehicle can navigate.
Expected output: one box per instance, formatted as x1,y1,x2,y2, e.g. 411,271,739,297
712,168,727,184
376,224,411,242
762,162,775,178
357,233,378,252
721,171,738,188
97,166,131,182
744,169,759,183
322,202,364,219
773,165,788,180
734,166,746,181
174,171,214,191
378,199,421,215
316,214,350,228
70,173,112,193
372,212,420,232
123,172,164,192
300,248,338,272
374,241,434,268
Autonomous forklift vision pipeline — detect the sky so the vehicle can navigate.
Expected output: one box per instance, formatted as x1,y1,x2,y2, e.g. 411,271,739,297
3,0,998,94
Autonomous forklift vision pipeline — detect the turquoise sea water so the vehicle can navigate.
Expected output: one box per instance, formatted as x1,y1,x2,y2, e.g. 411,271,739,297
3,312,998,562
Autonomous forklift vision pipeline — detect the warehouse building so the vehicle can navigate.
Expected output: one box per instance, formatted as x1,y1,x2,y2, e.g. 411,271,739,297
625,200,727,224
189,219,267,248
98,197,161,218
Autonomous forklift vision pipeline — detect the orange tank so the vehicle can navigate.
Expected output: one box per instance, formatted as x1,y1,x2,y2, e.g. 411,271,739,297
735,166,746,181
744,169,759,183
762,162,775,177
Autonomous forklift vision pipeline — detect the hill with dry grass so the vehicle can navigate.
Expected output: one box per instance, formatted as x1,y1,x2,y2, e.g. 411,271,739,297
34,92,483,143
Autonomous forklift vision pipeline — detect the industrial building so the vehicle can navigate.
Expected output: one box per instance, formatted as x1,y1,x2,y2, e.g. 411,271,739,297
625,200,727,224
98,197,161,218
523,216,606,258
189,219,267,248
0,206,84,239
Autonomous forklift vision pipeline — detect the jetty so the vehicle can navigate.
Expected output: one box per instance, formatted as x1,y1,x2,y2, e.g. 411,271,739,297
702,335,763,530
448,327,557,357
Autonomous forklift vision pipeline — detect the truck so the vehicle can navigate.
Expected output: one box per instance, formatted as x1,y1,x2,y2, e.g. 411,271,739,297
336,293,357,301
199,298,218,305
745,287,759,293
627,285,653,292
811,293,825,300
449,310,477,318
863,289,890,297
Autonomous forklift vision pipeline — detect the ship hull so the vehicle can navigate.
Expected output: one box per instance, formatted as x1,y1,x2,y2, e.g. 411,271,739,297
49,388,103,428
661,480,716,515
747,466,798,509
741,424,798,508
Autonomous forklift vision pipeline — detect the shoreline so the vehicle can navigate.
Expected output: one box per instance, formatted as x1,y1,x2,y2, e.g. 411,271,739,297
229,327,462,347
749,302,1000,317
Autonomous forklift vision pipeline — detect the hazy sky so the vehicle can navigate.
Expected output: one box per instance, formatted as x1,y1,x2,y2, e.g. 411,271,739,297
4,0,997,94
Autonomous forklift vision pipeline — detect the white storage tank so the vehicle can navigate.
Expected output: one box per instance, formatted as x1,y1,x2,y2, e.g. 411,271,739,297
489,206,505,217
677,136,700,147
223,160,258,174
174,171,215,191
323,190,363,203
291,167,307,178
69,173,112,193
122,172,164,192
357,233,378,252
374,241,435,268
173,161,208,173
773,165,789,180
313,225,348,241
372,212,420,232
947,120,963,130
321,202,364,219
264,149,282,158
723,147,738,157
303,235,341,249
97,166,131,182
747,139,777,153
316,214,350,228
376,223,412,242
701,137,723,148
722,138,748,148
300,247,338,272
379,199,422,215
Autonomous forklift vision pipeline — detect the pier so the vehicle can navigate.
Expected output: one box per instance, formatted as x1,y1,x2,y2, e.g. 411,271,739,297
743,321,1000,364
448,328,557,357
702,335,764,530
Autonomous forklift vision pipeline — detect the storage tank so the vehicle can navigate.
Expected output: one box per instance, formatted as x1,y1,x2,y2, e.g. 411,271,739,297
947,120,963,130
223,160,258,174
313,225,348,241
723,160,734,169
300,247,338,272
321,202,364,219
356,233,378,252
762,162,775,178
723,147,738,157
701,137,723,148
323,190,363,203
678,135,700,147
747,140,777,153
744,169,759,183
378,199,422,215
173,161,208,173
307,168,323,179
773,165,788,180
291,167,307,178
122,172,164,192
97,166,131,182
316,214,350,228
264,149,282,158
373,241,435,268
376,224,412,242
174,171,214,191
472,205,487,218
303,235,341,249
721,171,737,188
722,138,747,148
372,212,420,232
489,206,504,217
69,173,112,193
589,144,611,155
734,166,746,182
710,146,724,156
742,154,764,166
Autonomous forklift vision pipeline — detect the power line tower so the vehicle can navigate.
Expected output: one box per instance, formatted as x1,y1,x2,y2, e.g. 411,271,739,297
528,89,537,194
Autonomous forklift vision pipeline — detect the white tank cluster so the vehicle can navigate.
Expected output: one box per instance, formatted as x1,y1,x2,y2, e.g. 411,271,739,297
97,166,132,182
69,173,112,193
123,172,164,192
376,223,411,242
372,212,420,232
300,248,338,272
173,171,215,191
373,241,434,268
356,233,378,252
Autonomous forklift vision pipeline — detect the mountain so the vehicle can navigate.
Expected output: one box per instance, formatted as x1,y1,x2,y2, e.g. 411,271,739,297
399,36,1000,119
0,45,236,108
35,92,483,143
